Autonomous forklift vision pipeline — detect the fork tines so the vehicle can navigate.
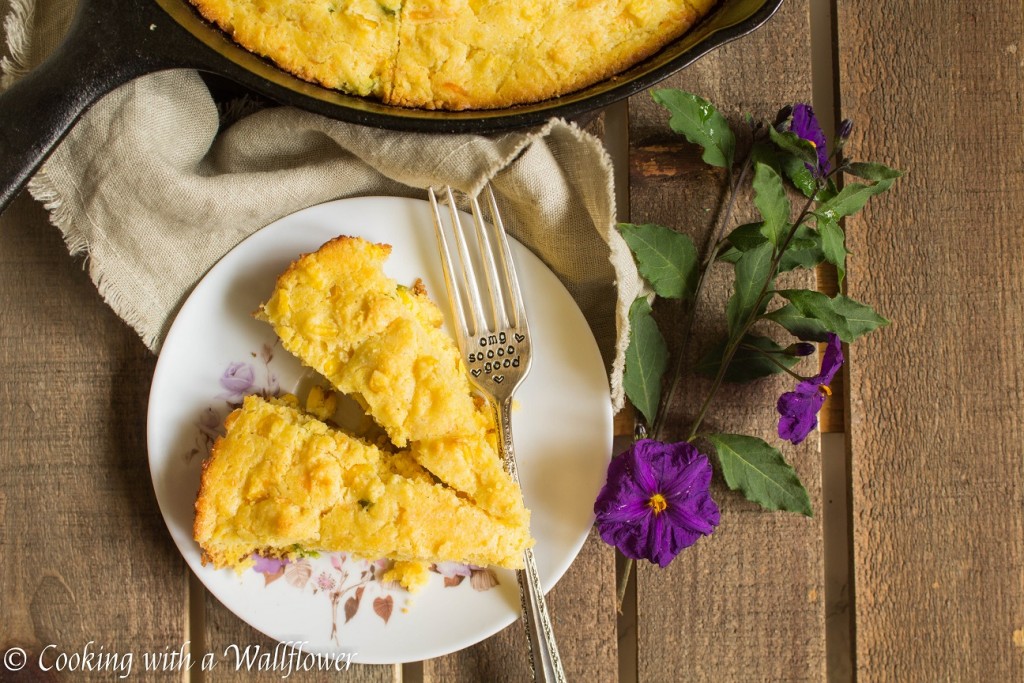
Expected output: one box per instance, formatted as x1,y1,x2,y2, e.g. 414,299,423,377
428,185,527,343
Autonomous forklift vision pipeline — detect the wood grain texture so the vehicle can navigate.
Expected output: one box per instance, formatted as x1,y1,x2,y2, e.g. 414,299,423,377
628,0,827,679
422,113,619,683
0,194,185,678
836,2,1024,680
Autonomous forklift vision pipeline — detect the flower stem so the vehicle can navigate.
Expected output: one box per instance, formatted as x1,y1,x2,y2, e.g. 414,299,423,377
616,557,634,614
685,190,821,441
651,139,758,441
740,343,813,381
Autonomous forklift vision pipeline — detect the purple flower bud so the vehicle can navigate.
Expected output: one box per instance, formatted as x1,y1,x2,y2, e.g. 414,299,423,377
772,104,794,130
786,342,816,357
838,119,854,140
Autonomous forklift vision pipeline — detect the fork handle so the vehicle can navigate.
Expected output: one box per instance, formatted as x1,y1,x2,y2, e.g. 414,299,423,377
496,398,567,683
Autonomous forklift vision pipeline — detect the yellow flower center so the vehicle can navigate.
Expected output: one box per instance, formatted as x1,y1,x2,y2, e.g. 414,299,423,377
808,140,817,149
819,384,832,397
648,493,668,515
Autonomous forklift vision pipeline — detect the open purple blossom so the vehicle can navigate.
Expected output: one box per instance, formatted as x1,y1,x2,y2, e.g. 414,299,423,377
594,439,720,567
777,334,844,444
789,103,830,176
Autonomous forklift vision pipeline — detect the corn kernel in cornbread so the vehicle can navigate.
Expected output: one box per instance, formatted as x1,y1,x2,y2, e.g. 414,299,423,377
193,395,533,571
185,0,718,109
258,236,527,525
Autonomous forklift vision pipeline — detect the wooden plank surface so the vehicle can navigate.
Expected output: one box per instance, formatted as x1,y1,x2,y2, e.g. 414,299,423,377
627,0,827,679
837,2,1024,680
0,193,186,678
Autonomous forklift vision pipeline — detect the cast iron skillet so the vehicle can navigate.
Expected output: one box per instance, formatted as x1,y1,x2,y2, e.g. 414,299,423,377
0,0,784,212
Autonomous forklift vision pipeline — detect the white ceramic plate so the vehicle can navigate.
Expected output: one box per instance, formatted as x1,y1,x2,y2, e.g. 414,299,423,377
147,196,613,664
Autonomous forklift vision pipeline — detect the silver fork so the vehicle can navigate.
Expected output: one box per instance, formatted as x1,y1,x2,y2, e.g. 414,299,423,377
429,185,566,683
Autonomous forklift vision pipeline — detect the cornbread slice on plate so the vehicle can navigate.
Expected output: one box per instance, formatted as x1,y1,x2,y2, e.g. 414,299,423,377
193,395,533,574
258,235,527,524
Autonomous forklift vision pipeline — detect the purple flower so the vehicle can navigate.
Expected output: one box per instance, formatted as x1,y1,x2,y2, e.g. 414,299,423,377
789,103,830,175
594,440,720,567
777,334,844,444
217,361,255,401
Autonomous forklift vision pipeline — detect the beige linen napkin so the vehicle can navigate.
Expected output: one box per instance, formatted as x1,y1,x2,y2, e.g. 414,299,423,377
1,0,643,410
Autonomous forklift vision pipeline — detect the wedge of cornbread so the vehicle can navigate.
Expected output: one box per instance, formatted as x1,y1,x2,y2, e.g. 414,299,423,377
194,395,532,572
257,236,528,525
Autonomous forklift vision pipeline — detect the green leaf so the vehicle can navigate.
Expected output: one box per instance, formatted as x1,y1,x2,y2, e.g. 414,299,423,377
707,434,813,516
781,154,818,198
815,180,894,222
753,140,818,198
617,223,699,301
776,290,890,342
815,179,840,204
845,162,903,182
717,246,742,264
752,162,791,245
651,89,735,168
726,241,774,338
830,294,891,340
723,222,768,251
778,231,825,272
763,303,832,342
623,297,669,426
696,334,801,383
724,223,823,273
819,218,847,285
767,127,819,167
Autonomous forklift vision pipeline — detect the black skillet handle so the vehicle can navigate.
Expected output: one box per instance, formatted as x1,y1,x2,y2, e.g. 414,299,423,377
0,0,193,213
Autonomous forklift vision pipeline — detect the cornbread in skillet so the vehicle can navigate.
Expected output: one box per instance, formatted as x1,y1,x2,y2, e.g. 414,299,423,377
185,0,719,109
390,0,703,110
257,236,528,525
193,395,532,572
186,0,401,99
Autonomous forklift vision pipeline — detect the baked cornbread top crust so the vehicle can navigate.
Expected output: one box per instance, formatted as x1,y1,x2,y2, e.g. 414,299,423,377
186,0,719,110
258,235,528,524
390,0,702,110
188,0,402,100
193,395,533,571
259,236,477,446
